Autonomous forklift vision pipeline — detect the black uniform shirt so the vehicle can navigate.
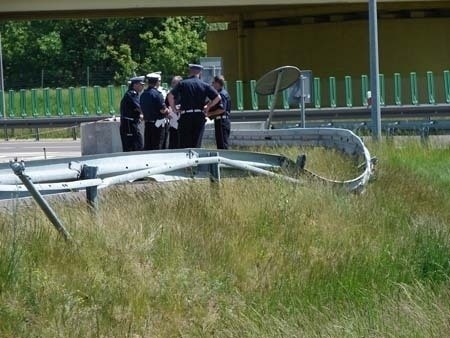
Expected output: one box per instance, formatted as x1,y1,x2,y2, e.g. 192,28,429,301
140,87,166,121
209,88,232,115
171,76,219,111
120,89,141,120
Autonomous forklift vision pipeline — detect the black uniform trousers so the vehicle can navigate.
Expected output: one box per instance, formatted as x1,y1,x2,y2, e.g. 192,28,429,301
144,121,167,150
214,117,231,149
168,126,180,149
178,112,206,148
120,119,143,152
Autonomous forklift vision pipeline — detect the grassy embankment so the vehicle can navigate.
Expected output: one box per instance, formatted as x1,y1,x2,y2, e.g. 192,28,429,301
1,139,449,337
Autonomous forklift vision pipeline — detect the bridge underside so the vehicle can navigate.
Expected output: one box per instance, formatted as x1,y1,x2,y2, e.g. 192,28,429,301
0,1,447,20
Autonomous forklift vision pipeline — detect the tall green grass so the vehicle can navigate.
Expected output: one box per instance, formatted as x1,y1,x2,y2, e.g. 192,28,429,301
1,140,449,337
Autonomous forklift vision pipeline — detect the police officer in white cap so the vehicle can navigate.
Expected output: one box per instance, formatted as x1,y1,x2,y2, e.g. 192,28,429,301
119,75,145,152
140,72,169,150
167,63,221,148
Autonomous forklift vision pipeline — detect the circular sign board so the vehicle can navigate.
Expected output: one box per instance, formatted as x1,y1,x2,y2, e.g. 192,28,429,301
255,66,301,96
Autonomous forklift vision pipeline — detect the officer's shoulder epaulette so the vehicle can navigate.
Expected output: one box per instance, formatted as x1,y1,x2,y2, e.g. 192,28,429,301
129,90,138,96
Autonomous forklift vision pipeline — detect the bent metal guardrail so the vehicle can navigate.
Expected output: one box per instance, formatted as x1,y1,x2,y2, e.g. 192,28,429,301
1,128,374,239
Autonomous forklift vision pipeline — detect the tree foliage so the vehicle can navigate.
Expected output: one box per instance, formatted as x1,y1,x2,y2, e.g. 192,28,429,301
0,17,207,89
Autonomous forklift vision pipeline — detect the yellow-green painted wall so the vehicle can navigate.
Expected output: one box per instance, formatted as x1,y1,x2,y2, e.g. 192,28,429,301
208,17,450,106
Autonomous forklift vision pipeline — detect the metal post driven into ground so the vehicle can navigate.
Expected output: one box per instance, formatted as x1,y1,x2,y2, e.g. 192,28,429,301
81,165,99,210
9,161,71,241
208,152,221,182
369,0,382,140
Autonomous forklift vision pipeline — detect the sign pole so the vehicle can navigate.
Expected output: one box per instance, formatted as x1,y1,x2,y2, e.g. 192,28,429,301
369,0,382,140
0,33,5,119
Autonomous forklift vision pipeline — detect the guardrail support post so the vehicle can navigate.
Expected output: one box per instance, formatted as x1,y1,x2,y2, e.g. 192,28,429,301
81,165,99,210
208,152,221,183
9,161,71,241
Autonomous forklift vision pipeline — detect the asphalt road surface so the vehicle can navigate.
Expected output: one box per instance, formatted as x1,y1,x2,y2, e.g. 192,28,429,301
0,139,81,163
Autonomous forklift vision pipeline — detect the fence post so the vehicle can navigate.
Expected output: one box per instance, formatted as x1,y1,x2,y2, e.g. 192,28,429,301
93,85,102,115
344,75,353,107
361,74,369,107
379,73,385,106
80,86,89,115
43,88,51,116
426,71,435,104
329,77,336,108
107,85,116,115
250,80,259,110
68,87,77,115
313,77,321,108
8,90,15,118
410,72,419,105
31,89,38,117
444,70,450,104
56,87,64,116
394,73,402,105
236,80,244,110
20,89,27,118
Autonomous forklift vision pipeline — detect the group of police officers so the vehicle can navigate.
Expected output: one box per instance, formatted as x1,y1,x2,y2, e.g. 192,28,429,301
119,63,231,152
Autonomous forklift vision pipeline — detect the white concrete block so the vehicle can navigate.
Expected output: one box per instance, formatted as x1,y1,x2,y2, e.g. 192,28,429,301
80,120,123,155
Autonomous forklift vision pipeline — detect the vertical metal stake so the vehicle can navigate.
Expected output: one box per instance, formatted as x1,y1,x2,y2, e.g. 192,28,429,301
81,165,99,210
208,152,221,183
369,0,382,140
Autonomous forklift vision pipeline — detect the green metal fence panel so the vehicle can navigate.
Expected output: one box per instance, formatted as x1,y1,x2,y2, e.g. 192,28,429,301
236,80,244,110
8,90,15,118
31,89,38,117
80,86,89,115
267,95,274,109
250,80,259,110
379,74,385,106
444,70,450,104
107,85,116,115
68,87,76,115
20,89,27,117
93,85,102,115
361,75,369,107
394,73,402,105
344,75,353,107
426,71,436,104
120,84,127,97
43,88,51,116
329,77,337,108
282,89,289,109
410,72,419,105
313,77,321,108
0,90,3,118
56,87,64,116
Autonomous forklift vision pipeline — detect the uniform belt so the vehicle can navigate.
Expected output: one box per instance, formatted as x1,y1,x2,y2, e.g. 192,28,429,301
215,115,229,120
121,117,134,121
145,120,156,123
182,109,203,113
